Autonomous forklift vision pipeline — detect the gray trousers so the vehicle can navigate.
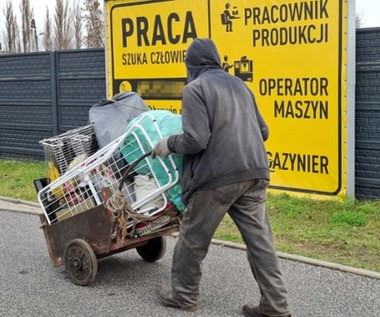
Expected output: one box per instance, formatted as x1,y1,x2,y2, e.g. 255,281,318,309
171,179,290,316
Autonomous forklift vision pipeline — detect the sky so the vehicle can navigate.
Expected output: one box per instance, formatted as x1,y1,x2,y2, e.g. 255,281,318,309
0,0,379,40
355,0,380,28
0,0,74,36
9,0,379,30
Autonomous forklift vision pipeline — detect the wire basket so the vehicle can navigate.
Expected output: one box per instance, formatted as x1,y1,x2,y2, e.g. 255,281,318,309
40,125,99,175
37,112,180,231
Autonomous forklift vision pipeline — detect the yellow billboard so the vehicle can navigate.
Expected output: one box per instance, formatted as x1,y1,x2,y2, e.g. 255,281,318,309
105,0,348,197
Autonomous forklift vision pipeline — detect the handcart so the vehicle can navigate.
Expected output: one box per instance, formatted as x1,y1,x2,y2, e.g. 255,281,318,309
36,113,182,285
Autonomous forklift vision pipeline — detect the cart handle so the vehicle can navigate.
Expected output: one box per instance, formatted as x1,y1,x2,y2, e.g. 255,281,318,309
118,150,152,191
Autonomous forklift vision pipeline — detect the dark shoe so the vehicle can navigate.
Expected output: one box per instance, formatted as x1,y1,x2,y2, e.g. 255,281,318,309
155,283,197,312
242,303,291,317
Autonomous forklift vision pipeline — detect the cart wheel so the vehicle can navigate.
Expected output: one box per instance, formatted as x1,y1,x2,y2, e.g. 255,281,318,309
136,236,167,262
64,239,98,286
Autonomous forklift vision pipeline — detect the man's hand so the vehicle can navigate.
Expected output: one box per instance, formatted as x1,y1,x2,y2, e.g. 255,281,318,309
152,137,171,159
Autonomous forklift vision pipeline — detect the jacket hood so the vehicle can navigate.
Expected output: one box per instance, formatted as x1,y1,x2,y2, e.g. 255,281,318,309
185,38,221,82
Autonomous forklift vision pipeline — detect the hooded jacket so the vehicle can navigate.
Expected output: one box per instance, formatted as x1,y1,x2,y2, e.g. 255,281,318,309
167,38,270,205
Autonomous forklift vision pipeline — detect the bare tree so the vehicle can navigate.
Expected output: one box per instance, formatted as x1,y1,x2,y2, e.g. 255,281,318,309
20,0,32,52
3,0,17,52
356,14,362,28
83,0,104,48
72,2,83,49
15,23,22,53
30,16,41,52
54,0,72,50
43,6,53,51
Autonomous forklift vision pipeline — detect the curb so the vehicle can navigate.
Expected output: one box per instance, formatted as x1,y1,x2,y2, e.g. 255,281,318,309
0,196,41,215
171,233,380,281
211,238,380,280
2,197,379,280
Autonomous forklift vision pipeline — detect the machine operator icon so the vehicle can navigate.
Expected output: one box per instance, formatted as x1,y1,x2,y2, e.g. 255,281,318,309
223,55,254,82
221,3,240,32
234,56,253,82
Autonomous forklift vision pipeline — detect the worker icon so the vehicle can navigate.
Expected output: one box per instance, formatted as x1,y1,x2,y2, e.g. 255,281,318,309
222,55,233,73
221,3,240,32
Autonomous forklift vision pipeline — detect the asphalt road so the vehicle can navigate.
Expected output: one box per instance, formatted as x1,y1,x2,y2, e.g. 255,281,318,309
1,209,380,317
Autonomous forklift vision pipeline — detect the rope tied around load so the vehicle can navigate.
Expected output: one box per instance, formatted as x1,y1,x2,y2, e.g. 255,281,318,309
105,189,156,242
